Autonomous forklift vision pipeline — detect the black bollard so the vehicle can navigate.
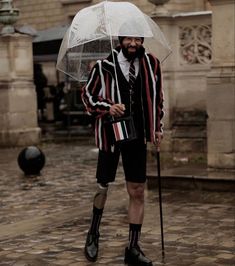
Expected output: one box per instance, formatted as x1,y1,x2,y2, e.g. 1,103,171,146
17,146,45,176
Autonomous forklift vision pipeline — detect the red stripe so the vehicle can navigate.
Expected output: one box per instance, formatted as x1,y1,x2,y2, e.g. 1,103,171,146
142,58,154,141
105,74,110,99
157,92,163,132
149,53,158,76
92,76,100,94
157,63,163,132
151,55,161,132
95,120,99,148
113,123,121,140
103,123,108,151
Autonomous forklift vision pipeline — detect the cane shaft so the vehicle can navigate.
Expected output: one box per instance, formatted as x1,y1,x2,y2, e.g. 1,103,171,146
157,151,165,257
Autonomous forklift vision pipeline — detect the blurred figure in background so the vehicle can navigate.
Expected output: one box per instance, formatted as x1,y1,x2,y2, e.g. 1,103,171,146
33,64,48,121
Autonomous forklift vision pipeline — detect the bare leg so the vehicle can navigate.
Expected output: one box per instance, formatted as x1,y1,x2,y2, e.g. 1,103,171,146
126,181,145,224
124,181,153,266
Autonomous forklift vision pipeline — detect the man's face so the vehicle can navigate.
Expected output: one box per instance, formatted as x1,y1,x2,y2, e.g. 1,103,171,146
120,37,143,60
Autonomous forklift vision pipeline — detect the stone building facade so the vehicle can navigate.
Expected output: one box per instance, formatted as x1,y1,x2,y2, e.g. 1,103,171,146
0,0,234,176
13,0,209,31
12,0,211,90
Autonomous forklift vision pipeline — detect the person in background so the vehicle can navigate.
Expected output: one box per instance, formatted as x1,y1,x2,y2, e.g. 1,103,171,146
33,64,48,121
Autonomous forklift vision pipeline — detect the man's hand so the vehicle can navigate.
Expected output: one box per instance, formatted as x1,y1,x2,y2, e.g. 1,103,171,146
155,132,163,152
109,104,125,117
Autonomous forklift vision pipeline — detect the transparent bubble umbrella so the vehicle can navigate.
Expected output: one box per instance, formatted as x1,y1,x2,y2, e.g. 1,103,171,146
56,1,172,82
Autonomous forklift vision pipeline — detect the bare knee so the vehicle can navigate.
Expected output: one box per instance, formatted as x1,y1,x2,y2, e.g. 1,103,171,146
127,182,145,203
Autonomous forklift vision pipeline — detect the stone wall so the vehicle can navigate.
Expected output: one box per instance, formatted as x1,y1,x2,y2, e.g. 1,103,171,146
0,34,40,147
165,0,210,13
149,12,212,160
14,0,156,30
206,0,235,175
13,0,209,30
14,0,68,30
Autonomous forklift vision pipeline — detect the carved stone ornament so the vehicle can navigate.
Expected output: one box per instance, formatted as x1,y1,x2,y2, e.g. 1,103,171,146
0,0,19,34
179,25,212,65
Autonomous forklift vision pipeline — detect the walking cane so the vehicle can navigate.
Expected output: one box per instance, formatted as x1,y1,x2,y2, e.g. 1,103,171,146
156,147,165,258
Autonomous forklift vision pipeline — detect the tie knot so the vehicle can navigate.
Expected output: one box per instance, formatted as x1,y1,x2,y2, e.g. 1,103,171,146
130,59,135,65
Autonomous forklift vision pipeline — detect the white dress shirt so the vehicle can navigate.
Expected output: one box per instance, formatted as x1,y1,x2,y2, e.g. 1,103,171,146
117,50,139,82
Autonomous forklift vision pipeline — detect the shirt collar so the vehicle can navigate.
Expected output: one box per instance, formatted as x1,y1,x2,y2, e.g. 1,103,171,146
118,50,140,65
118,50,128,63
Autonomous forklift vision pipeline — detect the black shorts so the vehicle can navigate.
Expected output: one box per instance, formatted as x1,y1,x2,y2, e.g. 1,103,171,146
96,139,147,184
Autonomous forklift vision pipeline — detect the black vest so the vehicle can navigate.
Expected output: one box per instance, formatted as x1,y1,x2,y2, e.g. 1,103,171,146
116,62,144,139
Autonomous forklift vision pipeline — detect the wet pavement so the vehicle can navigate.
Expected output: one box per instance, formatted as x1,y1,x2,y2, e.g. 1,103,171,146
0,135,234,266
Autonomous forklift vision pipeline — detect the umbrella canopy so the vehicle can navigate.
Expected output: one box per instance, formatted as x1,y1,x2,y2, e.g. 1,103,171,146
57,1,171,81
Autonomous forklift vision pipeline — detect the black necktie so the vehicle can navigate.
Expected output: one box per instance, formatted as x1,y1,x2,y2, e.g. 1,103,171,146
129,60,136,88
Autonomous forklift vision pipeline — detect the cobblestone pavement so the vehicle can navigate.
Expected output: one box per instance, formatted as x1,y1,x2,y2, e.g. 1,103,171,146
0,140,234,266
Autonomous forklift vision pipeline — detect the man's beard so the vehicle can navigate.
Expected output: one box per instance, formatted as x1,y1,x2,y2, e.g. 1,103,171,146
121,45,145,61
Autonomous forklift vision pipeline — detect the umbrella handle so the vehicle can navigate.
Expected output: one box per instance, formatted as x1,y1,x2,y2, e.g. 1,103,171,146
157,151,165,258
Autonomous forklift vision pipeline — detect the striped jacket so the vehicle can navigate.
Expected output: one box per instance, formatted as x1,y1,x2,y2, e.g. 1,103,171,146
81,47,164,151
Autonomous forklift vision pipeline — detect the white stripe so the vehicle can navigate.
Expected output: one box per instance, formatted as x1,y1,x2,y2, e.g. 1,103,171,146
160,89,165,134
98,118,102,150
117,122,124,140
145,54,157,140
83,68,96,114
113,49,118,55
123,122,128,138
104,61,121,103
84,63,111,110
98,60,122,107
117,84,121,103
98,61,105,98
103,59,115,67
111,79,115,102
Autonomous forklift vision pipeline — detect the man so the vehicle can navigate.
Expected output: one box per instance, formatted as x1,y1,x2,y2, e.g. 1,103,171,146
33,64,48,121
81,35,164,266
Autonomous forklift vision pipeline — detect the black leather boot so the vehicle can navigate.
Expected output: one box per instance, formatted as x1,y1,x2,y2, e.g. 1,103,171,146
84,231,100,262
124,246,153,266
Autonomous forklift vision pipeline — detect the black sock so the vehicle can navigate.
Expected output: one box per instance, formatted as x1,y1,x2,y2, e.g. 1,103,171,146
128,223,142,248
89,206,103,234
